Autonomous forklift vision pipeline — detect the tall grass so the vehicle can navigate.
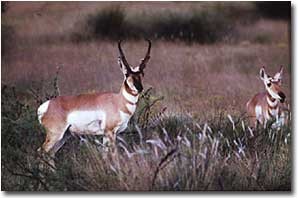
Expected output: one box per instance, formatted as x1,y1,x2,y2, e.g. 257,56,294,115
1,2,291,191
1,77,291,191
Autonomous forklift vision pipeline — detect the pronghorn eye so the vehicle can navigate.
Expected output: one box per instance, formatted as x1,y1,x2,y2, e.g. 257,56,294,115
267,83,271,87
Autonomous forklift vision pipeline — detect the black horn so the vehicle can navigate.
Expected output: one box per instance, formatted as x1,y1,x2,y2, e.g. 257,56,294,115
139,39,151,72
118,40,131,72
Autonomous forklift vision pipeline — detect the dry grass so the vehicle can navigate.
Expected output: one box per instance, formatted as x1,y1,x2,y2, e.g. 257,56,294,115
1,2,291,191
1,85,291,190
2,41,291,120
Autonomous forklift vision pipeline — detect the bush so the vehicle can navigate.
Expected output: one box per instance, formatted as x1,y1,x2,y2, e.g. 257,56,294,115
147,10,233,44
87,6,126,40
76,6,236,44
255,2,291,20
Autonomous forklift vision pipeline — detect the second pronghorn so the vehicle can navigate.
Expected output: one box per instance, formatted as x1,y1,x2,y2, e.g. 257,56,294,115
246,66,288,129
37,39,151,160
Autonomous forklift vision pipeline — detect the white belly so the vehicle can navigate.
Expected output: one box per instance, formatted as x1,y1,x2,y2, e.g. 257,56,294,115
67,110,106,135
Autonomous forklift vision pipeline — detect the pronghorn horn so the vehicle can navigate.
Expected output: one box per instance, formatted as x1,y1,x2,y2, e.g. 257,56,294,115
118,40,131,72
139,39,151,72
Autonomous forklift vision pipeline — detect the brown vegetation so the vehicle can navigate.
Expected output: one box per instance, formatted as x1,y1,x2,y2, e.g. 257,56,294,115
1,2,291,191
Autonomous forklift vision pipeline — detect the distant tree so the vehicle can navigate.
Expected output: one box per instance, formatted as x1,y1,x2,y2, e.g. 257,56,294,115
255,2,291,20
2,1,9,13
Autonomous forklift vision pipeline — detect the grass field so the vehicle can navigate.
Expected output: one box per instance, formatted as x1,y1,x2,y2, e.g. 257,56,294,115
1,2,291,191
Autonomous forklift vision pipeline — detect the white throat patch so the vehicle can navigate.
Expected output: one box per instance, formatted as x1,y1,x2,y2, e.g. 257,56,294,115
126,103,136,114
122,88,139,104
267,88,281,100
266,96,278,107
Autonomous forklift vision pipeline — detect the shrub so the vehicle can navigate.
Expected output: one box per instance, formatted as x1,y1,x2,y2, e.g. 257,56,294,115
86,6,126,40
255,2,291,20
77,6,236,44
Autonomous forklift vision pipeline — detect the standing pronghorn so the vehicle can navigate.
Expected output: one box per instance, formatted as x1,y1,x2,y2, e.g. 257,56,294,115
246,66,287,129
37,39,151,159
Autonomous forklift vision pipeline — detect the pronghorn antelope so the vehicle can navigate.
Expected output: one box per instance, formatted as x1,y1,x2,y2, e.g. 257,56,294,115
37,39,151,159
246,66,287,129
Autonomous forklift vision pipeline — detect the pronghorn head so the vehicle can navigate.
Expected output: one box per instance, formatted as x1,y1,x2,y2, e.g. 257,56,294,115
118,39,151,94
259,66,286,103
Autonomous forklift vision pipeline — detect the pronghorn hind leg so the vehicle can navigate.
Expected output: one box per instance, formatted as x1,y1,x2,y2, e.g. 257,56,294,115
42,133,63,154
38,128,68,171
51,128,72,155
39,133,61,171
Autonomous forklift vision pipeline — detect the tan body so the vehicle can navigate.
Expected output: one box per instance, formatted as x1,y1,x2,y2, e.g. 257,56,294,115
246,67,287,128
246,92,285,128
38,83,137,154
37,40,151,160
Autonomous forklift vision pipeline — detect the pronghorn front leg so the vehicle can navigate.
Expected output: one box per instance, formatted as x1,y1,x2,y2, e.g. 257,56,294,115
102,136,110,152
106,130,121,169
105,131,117,154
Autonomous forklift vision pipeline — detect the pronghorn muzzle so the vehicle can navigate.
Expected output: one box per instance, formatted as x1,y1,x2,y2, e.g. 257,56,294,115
278,91,286,103
134,81,143,93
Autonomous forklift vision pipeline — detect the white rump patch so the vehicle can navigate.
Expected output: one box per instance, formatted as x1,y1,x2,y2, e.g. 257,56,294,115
122,88,139,104
67,110,106,135
37,100,50,124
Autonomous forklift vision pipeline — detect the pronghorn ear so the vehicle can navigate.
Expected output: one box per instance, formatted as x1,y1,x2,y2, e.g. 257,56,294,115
118,57,131,76
279,66,284,74
259,67,266,80
274,66,283,81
